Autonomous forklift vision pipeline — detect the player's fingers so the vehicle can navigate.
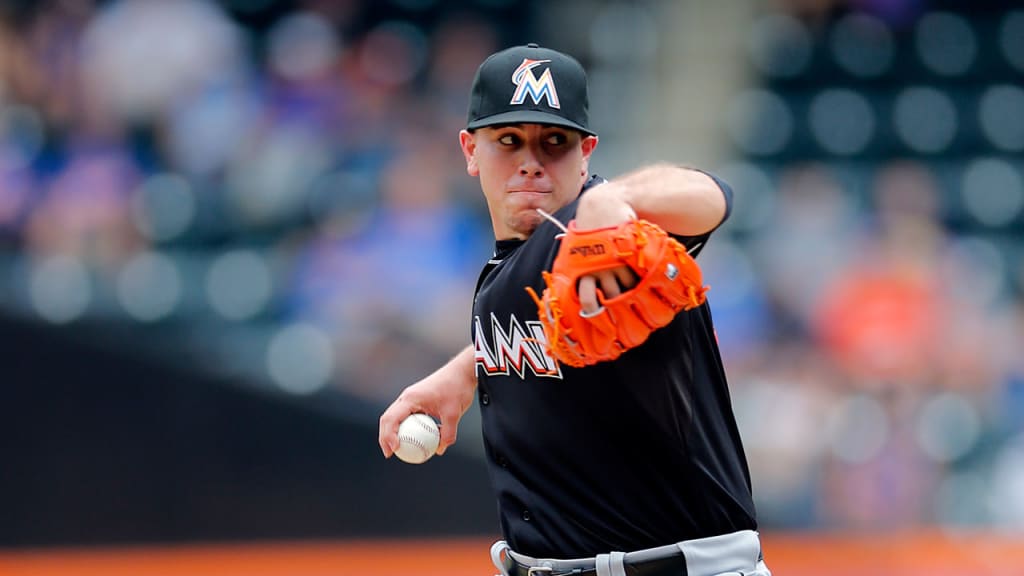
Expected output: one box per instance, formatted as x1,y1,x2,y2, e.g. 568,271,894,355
597,270,622,299
378,398,414,458
378,411,398,458
614,266,638,290
434,403,462,453
436,416,459,456
577,275,600,314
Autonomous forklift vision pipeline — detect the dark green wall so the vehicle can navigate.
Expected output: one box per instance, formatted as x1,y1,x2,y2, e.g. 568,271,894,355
0,316,496,547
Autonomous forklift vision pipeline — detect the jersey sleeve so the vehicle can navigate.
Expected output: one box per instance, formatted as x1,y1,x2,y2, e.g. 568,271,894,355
671,169,733,258
703,170,734,226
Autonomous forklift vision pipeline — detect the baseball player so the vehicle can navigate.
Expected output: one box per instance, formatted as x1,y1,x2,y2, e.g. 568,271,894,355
379,44,770,576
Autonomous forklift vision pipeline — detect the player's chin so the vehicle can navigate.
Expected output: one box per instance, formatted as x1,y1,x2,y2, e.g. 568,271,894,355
506,210,545,238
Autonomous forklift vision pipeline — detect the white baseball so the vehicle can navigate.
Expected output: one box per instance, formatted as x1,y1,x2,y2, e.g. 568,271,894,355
395,413,441,464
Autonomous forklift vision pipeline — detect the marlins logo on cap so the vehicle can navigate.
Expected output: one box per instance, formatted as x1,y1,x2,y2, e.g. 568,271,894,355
510,58,561,109
466,43,594,135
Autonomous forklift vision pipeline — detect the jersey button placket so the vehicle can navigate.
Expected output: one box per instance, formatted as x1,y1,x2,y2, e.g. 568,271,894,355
521,509,531,522
480,392,491,406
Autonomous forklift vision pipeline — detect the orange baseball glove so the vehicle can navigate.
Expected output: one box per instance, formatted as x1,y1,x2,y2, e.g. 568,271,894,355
526,219,708,367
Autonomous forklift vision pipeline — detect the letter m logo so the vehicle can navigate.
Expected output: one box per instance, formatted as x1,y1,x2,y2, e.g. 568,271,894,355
510,59,561,109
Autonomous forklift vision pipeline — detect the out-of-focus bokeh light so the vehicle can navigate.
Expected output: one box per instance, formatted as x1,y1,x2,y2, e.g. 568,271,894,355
205,249,273,321
892,86,958,154
808,88,875,156
829,12,894,78
960,158,1024,229
131,173,197,242
116,251,182,322
725,89,793,156
979,85,1024,152
28,254,92,324
747,12,812,79
914,11,977,77
266,322,334,395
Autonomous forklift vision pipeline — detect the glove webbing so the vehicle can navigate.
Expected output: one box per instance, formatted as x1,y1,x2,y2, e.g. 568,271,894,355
526,274,588,366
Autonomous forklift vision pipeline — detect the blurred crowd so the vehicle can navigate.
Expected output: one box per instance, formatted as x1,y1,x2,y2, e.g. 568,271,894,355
711,157,1024,531
712,0,1024,532
1,0,1022,532
0,0,505,388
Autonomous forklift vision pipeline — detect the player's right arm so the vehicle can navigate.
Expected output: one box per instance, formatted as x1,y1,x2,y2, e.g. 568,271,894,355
378,344,477,458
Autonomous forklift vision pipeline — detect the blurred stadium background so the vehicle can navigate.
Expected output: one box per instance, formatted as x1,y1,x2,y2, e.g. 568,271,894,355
0,0,1022,574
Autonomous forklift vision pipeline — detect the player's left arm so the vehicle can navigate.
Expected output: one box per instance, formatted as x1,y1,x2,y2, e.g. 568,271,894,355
575,163,728,237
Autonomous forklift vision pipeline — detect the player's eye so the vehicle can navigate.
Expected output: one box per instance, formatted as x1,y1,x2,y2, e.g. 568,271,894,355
498,134,519,146
546,133,567,146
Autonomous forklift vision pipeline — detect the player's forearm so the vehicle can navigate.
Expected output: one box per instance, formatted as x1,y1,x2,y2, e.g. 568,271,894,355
419,344,477,394
589,163,728,237
445,344,478,389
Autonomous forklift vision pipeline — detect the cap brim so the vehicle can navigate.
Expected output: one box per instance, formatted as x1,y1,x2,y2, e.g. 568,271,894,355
467,110,596,136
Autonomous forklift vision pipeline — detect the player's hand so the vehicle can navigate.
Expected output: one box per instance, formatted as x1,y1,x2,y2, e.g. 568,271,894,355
378,347,477,458
573,180,638,315
577,268,639,315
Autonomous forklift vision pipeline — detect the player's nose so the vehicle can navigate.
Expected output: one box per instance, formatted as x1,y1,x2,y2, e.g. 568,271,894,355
518,150,544,177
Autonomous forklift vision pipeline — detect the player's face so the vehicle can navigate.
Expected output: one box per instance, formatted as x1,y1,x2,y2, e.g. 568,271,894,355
460,124,598,240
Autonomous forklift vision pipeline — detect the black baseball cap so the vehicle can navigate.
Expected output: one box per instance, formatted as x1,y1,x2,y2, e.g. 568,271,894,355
466,43,595,136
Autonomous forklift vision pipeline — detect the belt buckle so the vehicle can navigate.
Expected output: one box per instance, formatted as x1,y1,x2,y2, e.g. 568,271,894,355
527,568,553,576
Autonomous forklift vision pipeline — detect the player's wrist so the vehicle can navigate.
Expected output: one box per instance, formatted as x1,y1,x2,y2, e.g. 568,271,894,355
576,181,636,230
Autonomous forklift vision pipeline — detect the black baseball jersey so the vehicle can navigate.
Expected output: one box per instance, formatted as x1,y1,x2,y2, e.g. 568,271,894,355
471,174,757,559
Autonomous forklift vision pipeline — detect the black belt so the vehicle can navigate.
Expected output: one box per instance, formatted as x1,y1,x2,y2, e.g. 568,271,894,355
509,547,688,576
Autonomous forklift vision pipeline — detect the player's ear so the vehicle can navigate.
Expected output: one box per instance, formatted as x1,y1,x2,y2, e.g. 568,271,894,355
459,130,479,176
581,134,598,157
580,134,598,174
